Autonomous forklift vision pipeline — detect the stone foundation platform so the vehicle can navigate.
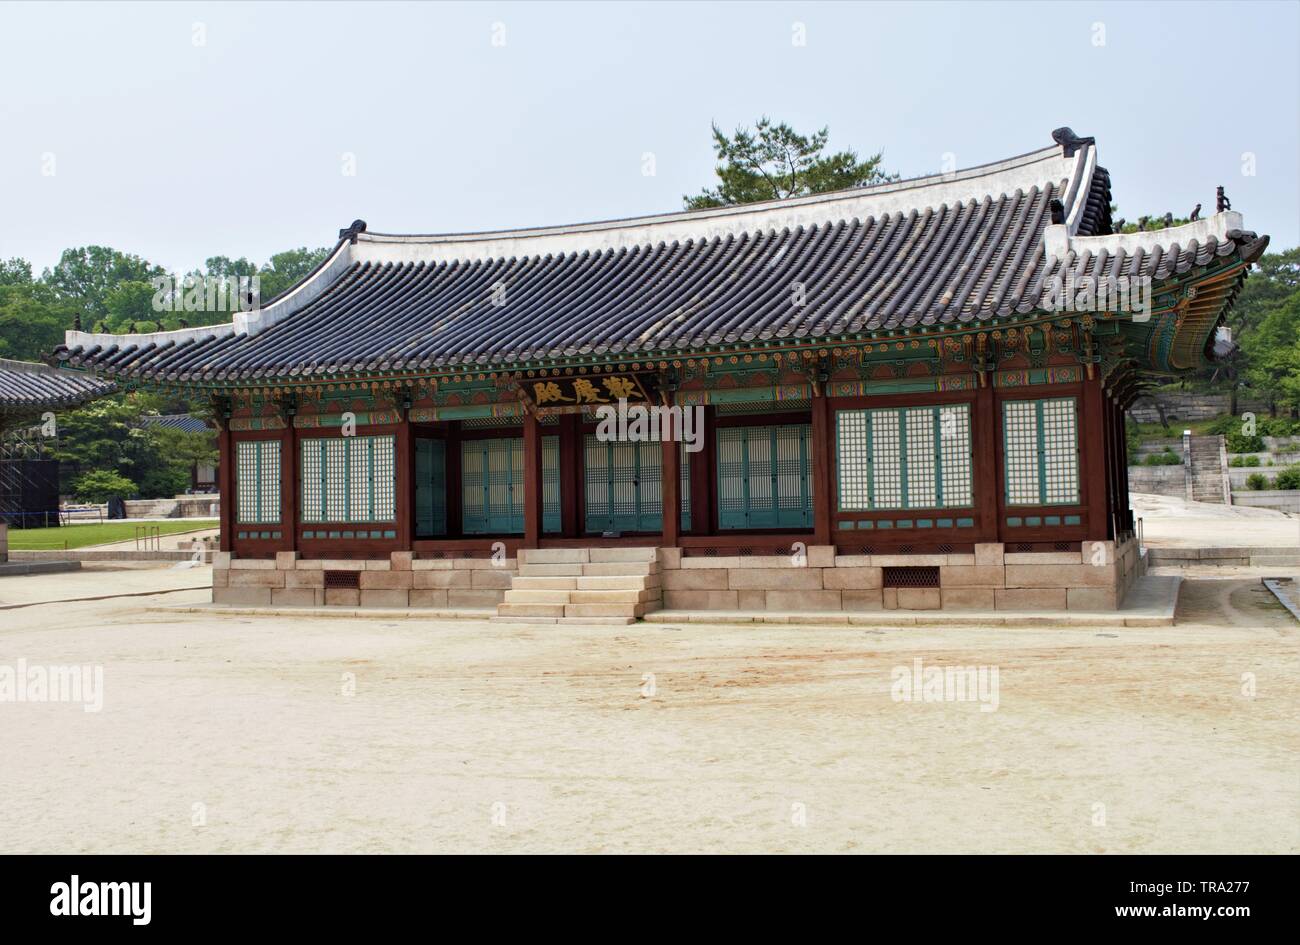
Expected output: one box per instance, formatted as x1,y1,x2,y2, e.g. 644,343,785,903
212,536,1143,614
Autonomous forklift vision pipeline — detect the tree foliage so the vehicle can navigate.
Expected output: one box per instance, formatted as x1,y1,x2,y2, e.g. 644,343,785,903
685,117,896,209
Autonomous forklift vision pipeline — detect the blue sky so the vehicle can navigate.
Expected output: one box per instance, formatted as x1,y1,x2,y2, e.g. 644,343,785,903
1,0,1296,274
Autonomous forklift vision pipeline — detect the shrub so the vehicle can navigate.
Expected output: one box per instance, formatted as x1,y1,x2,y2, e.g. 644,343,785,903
72,469,138,504
1274,465,1300,491
1143,450,1182,466
1246,473,1270,491
1225,431,1266,453
1229,455,1261,467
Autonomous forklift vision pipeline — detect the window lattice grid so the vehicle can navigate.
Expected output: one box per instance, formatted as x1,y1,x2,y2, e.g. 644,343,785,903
905,408,936,509
370,436,397,521
717,424,812,529
299,435,396,524
869,410,903,509
836,404,973,512
235,440,281,525
1003,398,1079,507
937,405,973,507
300,439,322,523
1040,399,1080,505
836,411,871,511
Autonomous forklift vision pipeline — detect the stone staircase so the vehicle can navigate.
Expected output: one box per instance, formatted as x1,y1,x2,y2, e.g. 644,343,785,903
1187,435,1229,504
494,547,662,624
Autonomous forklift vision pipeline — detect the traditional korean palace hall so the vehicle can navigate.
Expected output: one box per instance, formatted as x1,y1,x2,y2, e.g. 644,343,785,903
52,129,1268,620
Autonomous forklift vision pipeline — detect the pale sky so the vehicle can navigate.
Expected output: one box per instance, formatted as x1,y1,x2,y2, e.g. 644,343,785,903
1,0,1296,275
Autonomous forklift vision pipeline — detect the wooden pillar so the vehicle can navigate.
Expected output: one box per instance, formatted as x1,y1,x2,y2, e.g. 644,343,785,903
395,408,413,550
522,411,542,548
1081,378,1109,541
810,393,833,545
661,404,680,547
217,409,234,553
282,416,298,552
975,383,999,542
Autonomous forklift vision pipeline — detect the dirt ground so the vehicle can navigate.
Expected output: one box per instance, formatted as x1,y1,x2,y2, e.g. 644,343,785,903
1,564,1296,854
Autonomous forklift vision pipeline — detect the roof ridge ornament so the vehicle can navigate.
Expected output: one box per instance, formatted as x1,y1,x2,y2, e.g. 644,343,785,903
338,219,368,243
1051,127,1095,158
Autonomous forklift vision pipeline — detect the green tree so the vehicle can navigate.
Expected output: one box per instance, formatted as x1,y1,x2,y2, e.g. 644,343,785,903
257,247,331,300
42,246,164,321
72,469,138,503
0,281,78,360
0,258,33,286
685,118,896,210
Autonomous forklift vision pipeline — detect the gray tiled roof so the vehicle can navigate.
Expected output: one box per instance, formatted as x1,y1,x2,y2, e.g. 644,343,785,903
0,358,114,413
52,130,1266,385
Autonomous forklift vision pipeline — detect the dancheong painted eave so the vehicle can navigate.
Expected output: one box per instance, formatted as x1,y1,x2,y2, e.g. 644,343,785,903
51,128,1268,388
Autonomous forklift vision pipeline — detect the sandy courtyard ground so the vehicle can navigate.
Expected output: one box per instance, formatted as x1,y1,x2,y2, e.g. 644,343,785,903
1,563,1296,854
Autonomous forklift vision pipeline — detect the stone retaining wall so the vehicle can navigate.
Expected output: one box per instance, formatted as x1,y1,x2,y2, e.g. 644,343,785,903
212,551,517,609
658,538,1142,612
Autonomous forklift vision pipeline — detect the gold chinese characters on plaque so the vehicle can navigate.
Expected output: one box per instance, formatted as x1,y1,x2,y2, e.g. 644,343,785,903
526,373,653,406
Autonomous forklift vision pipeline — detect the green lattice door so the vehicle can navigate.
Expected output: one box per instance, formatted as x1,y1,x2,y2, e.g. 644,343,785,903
414,438,447,536
460,436,560,534
583,435,690,534
717,424,813,529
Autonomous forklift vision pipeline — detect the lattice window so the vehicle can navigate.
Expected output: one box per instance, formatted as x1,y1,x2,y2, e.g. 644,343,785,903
938,404,974,507
235,439,280,524
300,435,396,524
1002,398,1080,506
836,404,972,511
583,436,689,533
461,436,560,534
717,424,812,530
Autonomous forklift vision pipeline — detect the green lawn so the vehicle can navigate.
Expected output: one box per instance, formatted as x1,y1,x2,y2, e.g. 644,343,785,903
5,519,219,550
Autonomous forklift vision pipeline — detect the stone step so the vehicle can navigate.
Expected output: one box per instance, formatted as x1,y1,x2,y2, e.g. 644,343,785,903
518,548,589,565
565,602,646,618
490,612,637,625
587,546,659,563
502,589,573,604
574,573,660,590
570,588,659,604
1252,555,1300,565
496,602,567,618
511,576,579,590
582,561,658,576
519,563,586,577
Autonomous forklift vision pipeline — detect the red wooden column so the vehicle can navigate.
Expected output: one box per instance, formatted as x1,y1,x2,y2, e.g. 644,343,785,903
522,411,543,548
974,382,999,542
810,393,833,545
1081,377,1109,541
395,407,413,550
217,406,234,553
660,403,680,547
282,412,298,552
